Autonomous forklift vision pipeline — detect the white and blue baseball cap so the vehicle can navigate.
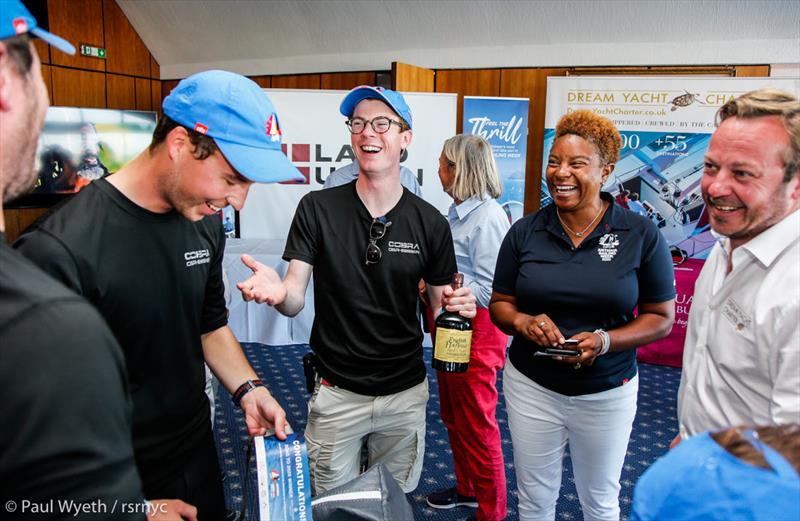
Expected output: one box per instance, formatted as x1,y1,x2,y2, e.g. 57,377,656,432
0,0,75,54
340,86,413,129
162,70,304,184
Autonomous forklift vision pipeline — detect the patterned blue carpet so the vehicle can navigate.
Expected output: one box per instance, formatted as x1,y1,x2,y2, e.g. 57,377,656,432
214,343,682,520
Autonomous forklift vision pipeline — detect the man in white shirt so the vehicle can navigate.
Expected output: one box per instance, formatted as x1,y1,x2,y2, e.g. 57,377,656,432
677,89,800,441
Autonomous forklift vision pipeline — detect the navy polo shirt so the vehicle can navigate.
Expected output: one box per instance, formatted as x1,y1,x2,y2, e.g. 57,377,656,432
493,192,675,396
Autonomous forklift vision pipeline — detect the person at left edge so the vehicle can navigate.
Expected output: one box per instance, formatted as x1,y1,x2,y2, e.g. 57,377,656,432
15,70,301,519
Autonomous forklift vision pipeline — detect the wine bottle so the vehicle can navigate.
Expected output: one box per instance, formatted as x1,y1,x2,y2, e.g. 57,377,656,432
433,273,472,373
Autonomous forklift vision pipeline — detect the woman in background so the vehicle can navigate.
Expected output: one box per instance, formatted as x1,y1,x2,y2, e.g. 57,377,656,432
490,110,675,521
426,134,510,521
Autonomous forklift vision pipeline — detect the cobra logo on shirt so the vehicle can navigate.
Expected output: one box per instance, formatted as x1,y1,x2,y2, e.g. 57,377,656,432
387,241,420,255
184,249,210,267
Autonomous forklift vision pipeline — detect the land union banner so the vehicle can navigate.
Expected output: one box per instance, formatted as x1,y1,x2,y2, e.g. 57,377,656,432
542,76,799,259
463,96,529,224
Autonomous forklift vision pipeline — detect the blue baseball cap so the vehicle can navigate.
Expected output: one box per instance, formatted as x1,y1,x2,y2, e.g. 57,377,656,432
0,0,75,54
340,86,413,129
632,431,800,521
163,70,303,184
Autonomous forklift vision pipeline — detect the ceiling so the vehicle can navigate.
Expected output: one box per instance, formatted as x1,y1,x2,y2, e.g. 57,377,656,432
116,0,800,80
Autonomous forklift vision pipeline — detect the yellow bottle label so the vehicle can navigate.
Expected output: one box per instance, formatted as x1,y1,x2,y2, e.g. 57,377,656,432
434,328,472,363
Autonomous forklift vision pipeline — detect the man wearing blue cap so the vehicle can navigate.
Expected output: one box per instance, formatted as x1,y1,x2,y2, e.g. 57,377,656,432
0,1,196,519
15,68,302,517
239,86,477,494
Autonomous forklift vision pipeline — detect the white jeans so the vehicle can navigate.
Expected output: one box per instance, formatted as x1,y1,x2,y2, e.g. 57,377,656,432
305,378,428,495
504,360,638,521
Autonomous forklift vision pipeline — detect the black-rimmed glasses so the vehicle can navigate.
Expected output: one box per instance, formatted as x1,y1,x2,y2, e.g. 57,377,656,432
346,117,404,135
365,218,392,265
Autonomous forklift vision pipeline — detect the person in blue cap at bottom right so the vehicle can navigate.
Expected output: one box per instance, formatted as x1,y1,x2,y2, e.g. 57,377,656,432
15,68,304,519
237,85,477,495
631,424,800,521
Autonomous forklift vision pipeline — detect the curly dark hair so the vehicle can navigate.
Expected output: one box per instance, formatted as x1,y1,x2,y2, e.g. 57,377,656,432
710,424,800,472
148,114,220,159
555,110,622,166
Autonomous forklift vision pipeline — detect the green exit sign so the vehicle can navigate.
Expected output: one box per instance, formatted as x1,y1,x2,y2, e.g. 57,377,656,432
79,44,106,59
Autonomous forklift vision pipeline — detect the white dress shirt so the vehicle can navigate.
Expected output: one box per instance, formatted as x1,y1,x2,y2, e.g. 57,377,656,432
678,209,800,437
448,194,510,308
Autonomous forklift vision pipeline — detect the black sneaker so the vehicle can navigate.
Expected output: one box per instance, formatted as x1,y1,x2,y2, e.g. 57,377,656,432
426,487,478,509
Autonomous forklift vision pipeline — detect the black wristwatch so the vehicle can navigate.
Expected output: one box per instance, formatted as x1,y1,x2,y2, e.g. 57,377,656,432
232,378,265,407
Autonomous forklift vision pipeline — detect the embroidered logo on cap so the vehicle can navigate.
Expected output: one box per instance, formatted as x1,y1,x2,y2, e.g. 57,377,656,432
12,18,29,34
194,123,208,135
266,114,281,142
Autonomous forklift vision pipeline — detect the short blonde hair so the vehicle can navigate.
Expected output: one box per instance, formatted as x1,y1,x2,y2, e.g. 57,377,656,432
442,134,502,201
717,88,800,182
555,110,621,166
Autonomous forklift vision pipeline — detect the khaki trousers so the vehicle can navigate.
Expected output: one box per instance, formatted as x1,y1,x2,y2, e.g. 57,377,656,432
305,378,428,494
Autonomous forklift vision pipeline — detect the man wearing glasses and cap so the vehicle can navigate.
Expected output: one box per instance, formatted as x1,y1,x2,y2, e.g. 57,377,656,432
239,86,477,494
15,67,302,517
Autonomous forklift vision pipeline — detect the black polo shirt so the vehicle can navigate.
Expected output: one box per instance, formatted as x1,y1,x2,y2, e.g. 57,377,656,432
284,181,456,395
493,193,675,396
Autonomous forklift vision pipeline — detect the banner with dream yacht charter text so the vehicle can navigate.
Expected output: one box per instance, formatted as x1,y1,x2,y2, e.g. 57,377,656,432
542,76,799,259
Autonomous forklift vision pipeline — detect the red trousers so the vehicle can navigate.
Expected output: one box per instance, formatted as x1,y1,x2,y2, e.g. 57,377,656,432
433,307,508,521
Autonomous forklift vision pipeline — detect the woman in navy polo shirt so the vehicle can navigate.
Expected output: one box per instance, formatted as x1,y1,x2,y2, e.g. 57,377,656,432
490,110,675,521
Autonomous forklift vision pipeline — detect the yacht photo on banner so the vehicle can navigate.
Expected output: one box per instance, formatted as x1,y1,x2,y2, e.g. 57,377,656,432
542,76,800,366
463,96,529,224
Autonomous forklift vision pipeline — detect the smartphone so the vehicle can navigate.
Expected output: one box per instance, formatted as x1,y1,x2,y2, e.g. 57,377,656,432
541,347,582,356
533,339,581,357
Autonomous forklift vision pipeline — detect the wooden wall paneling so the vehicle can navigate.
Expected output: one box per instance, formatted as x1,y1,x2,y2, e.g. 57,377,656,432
501,68,568,213
151,80,162,113
569,66,735,76
52,67,106,107
135,77,152,111
271,74,322,89
321,72,377,91
150,55,160,79
33,39,50,65
3,210,20,244
103,0,150,77
735,65,770,76
41,64,53,105
435,69,501,133
161,79,180,104
3,208,49,244
250,75,272,88
392,62,434,92
106,73,135,109
48,0,105,71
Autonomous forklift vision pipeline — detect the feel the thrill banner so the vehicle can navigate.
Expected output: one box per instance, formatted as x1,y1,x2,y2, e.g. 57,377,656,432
542,76,800,260
463,96,529,224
